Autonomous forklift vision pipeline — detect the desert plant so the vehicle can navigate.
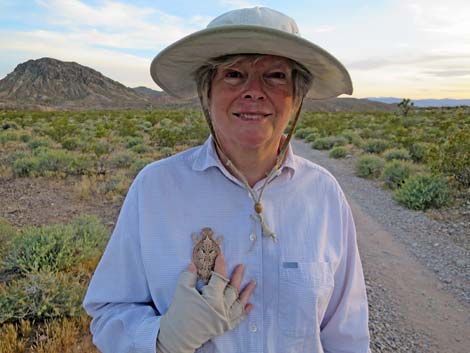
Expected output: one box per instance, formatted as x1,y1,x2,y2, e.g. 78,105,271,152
3,215,107,274
409,142,430,162
355,154,385,178
329,146,348,159
393,174,450,210
12,156,40,177
428,131,470,188
398,98,414,116
312,136,347,150
380,160,413,189
383,148,411,161
0,271,84,323
362,138,390,154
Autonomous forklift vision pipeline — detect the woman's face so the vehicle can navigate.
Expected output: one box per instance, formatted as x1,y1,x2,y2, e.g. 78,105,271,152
209,55,295,154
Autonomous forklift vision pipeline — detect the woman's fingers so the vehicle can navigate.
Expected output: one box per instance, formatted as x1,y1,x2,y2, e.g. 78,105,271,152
187,263,197,273
239,279,256,309
228,264,245,293
213,254,227,278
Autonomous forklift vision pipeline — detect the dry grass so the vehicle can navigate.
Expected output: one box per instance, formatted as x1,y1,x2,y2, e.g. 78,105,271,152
0,315,99,353
73,175,99,200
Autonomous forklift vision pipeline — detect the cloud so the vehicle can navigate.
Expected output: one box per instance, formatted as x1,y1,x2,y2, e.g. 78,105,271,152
219,0,263,9
423,70,470,78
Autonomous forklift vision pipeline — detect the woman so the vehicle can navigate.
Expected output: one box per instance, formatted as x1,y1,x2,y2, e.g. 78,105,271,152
84,7,370,353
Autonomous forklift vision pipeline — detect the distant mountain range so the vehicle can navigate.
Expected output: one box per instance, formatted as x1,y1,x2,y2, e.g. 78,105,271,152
1,57,461,111
366,97,470,107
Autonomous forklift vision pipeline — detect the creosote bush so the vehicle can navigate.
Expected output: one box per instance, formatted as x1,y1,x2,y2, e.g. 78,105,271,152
361,138,390,154
393,174,450,210
312,135,347,150
380,160,413,189
3,215,107,274
382,148,411,161
355,154,385,178
329,146,348,159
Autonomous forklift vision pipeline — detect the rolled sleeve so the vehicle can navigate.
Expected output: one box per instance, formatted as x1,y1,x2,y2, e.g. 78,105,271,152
83,179,161,353
320,196,370,353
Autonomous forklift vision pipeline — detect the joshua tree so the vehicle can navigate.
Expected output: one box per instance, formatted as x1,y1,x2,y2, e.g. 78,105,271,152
398,98,414,116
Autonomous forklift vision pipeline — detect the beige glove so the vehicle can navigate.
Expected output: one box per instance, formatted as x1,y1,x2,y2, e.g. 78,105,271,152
157,263,254,353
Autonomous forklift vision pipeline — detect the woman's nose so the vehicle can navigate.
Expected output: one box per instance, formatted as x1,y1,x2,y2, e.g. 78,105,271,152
242,76,266,100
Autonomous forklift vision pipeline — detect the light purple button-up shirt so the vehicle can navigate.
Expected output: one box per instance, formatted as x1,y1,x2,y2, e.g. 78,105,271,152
83,137,370,353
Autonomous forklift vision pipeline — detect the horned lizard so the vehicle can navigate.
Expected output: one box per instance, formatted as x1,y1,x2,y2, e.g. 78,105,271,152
192,227,223,284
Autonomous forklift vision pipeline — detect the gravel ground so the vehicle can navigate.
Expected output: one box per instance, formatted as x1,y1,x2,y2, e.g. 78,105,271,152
292,139,470,353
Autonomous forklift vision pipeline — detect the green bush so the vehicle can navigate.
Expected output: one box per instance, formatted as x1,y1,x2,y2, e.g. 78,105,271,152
125,136,144,148
294,127,318,139
0,131,18,144
329,146,348,159
429,131,470,188
0,271,84,323
383,148,411,161
19,133,31,143
393,174,450,210
380,160,413,189
312,136,347,150
409,142,430,162
304,132,318,143
111,152,135,168
340,130,362,146
362,138,390,154
61,137,82,151
131,144,151,154
128,158,153,177
12,157,40,177
27,138,50,150
355,154,385,178
0,218,16,260
3,215,107,274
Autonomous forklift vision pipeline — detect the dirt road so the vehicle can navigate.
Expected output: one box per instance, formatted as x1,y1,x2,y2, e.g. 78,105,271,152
292,139,469,353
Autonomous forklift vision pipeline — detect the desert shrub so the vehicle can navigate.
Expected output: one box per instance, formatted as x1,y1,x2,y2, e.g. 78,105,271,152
125,136,144,148
19,133,31,143
12,157,40,177
128,157,153,177
340,130,362,145
61,137,82,151
355,154,385,178
383,148,411,161
312,136,347,150
131,144,151,154
428,131,470,188
0,218,16,260
6,150,28,164
380,160,413,189
409,142,430,162
304,132,318,143
3,215,107,275
27,139,50,150
361,138,390,154
100,173,131,199
329,146,348,159
393,174,450,210
0,131,18,144
295,127,318,139
36,149,76,174
0,271,84,323
92,141,113,157
110,152,135,168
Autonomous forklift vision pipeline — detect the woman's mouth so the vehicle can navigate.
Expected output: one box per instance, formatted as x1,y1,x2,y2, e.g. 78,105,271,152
233,112,272,121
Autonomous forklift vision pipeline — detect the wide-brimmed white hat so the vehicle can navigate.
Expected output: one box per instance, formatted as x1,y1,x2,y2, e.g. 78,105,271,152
150,7,352,100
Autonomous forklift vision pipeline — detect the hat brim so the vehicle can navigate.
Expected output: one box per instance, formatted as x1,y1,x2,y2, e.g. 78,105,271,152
150,25,353,100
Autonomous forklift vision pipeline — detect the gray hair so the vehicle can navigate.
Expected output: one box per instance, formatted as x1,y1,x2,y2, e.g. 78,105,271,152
194,54,313,113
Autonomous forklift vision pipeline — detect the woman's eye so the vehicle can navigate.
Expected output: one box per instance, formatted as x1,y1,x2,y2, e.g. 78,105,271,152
225,70,243,78
269,72,286,79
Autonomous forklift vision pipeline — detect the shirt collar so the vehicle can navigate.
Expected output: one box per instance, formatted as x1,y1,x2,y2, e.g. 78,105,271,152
192,136,297,180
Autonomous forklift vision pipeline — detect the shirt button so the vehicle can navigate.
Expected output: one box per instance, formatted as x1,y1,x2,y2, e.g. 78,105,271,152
249,323,257,333
249,233,256,241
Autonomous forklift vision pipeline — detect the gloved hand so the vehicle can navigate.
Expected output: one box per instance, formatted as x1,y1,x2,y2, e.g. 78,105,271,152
157,255,256,353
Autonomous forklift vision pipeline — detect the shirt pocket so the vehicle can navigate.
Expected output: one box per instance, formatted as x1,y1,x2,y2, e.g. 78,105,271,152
278,261,334,337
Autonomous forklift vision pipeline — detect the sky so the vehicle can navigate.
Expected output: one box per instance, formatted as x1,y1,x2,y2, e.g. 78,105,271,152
1,0,469,99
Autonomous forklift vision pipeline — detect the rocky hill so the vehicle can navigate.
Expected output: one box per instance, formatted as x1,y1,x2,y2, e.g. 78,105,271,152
0,58,396,112
0,58,154,110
